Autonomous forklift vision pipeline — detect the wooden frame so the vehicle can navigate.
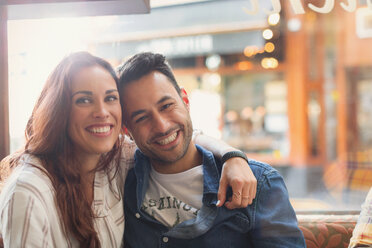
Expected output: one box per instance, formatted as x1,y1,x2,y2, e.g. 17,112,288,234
0,6,9,160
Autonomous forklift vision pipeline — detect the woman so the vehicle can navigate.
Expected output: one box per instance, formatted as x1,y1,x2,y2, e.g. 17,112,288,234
0,52,126,247
0,52,256,247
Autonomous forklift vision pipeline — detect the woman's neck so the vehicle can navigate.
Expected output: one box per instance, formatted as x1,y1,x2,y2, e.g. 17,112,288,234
78,154,101,206
79,154,100,176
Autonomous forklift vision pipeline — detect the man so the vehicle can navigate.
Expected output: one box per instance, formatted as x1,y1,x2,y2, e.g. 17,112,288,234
118,52,305,247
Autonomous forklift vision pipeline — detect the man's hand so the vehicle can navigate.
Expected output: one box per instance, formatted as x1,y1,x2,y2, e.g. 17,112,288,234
217,157,257,209
192,133,257,209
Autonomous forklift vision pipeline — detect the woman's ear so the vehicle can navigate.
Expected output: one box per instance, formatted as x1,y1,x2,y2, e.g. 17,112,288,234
180,87,190,109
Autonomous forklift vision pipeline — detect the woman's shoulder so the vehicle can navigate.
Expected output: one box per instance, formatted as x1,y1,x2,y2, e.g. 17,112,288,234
119,135,136,166
0,154,54,205
122,135,137,154
0,155,67,247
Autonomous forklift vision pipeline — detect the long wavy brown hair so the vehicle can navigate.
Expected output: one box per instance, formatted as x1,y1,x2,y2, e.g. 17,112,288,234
1,52,123,247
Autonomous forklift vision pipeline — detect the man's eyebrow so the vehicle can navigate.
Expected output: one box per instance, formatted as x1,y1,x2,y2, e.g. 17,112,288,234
129,96,173,120
130,109,146,120
157,96,172,105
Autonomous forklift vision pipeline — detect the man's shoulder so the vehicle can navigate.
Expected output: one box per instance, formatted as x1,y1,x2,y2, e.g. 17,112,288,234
247,158,276,171
198,144,278,179
125,167,136,183
247,159,280,180
124,167,138,196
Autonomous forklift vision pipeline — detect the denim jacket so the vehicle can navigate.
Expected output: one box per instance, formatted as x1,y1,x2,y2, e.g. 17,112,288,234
124,145,305,248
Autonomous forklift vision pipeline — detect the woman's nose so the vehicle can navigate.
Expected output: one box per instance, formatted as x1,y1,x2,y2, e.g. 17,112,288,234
92,102,109,119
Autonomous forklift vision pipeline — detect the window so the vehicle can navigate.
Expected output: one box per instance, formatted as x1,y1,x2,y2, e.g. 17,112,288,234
5,0,372,211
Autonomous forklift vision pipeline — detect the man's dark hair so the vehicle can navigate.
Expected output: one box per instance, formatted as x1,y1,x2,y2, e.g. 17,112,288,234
117,52,181,94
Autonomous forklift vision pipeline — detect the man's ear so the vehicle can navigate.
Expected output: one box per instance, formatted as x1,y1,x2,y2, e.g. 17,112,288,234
180,87,190,110
123,125,134,141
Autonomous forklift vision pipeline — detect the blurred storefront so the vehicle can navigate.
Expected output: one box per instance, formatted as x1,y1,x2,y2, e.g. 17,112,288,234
5,0,372,210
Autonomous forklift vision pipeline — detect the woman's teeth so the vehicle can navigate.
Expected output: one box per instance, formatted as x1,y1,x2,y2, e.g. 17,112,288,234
89,126,111,133
157,132,177,145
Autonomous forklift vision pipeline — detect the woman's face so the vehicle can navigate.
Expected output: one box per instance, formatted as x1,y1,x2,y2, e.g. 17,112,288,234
68,65,122,158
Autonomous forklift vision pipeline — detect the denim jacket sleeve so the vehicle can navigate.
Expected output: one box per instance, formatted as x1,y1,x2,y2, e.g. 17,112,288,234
249,168,306,247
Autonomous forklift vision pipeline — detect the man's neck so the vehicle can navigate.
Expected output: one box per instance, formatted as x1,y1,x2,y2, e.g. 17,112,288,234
150,142,203,174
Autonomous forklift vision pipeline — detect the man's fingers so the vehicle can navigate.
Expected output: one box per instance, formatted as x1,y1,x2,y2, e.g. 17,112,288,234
224,179,244,209
224,197,234,209
250,179,257,201
241,185,251,206
217,177,228,207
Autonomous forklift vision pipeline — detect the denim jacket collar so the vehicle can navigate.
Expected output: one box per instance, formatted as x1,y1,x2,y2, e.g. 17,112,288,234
133,144,220,238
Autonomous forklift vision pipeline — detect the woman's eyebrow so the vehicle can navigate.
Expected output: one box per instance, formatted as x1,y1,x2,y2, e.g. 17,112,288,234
72,89,118,97
72,91,92,97
106,89,118,94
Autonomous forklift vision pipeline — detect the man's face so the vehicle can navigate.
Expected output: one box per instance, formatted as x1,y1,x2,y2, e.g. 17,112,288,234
121,71,193,166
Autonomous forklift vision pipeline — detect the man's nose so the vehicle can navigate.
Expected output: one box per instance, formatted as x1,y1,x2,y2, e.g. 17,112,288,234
152,112,171,133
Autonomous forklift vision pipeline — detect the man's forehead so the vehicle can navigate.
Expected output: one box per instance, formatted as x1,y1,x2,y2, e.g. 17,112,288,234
121,84,177,112
121,72,177,96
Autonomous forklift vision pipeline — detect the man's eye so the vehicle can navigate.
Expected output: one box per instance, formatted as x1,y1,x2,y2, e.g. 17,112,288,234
161,103,173,111
135,116,148,123
106,95,118,102
75,98,91,104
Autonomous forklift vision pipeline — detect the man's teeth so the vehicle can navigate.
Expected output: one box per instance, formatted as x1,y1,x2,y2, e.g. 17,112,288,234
89,126,111,133
157,132,177,145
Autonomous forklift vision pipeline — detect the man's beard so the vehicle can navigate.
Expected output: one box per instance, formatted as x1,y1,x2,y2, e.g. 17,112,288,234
146,119,193,165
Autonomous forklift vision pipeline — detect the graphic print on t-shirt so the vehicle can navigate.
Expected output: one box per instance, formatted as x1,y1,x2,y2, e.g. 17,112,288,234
141,195,200,227
141,165,204,228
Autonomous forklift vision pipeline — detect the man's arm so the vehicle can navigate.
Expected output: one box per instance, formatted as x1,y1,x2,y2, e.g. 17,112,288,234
250,168,305,247
194,133,257,209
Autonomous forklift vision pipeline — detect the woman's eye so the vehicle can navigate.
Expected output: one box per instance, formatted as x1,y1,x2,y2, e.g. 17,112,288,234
106,95,118,102
75,97,91,104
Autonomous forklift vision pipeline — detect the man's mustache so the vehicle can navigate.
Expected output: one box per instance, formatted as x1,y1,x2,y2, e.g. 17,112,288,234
149,125,183,143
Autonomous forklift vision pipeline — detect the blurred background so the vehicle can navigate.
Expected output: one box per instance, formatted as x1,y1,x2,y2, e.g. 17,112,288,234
1,0,372,211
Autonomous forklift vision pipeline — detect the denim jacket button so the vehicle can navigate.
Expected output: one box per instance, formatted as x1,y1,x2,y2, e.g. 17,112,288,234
162,237,169,243
135,213,140,219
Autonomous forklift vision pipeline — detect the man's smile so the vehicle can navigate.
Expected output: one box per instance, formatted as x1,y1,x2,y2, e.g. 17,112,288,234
156,131,178,145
